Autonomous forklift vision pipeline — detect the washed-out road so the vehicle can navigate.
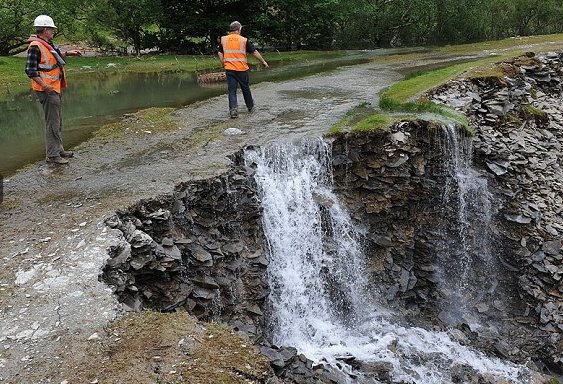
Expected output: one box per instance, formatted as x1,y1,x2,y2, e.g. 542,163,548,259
0,43,555,382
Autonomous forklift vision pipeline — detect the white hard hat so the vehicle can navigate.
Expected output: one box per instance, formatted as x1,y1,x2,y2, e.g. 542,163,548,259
34,15,57,28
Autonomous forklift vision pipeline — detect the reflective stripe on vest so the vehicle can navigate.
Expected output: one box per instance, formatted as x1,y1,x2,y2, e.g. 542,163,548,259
29,41,66,93
221,34,249,71
34,43,59,72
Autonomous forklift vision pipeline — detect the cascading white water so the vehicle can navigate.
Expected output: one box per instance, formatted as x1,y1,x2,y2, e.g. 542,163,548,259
249,140,372,350
437,125,498,324
247,138,532,383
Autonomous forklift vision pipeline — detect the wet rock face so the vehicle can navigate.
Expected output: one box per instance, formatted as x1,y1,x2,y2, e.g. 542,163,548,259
330,122,447,313
426,51,563,372
330,120,546,367
102,158,270,332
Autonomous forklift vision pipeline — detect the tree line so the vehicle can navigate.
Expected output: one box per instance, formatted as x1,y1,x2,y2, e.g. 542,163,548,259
2,0,563,56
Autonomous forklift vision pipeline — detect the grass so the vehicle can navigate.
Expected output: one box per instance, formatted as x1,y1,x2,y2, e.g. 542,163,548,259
375,33,563,67
438,33,563,55
93,107,178,138
520,103,549,126
54,311,273,384
328,33,563,136
378,64,472,133
351,114,391,133
328,101,376,134
372,33,563,134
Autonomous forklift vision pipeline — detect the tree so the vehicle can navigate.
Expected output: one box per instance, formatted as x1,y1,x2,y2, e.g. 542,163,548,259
90,0,161,56
432,0,491,45
332,0,436,48
157,0,267,54
0,0,87,55
0,0,36,54
510,0,563,36
255,0,340,50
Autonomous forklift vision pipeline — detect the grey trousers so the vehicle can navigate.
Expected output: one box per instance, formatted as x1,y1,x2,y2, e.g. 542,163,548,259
37,91,64,158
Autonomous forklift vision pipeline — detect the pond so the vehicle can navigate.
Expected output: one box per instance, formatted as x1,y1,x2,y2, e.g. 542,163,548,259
0,49,414,176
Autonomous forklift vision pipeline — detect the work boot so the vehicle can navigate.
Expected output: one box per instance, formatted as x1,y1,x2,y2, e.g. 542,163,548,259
230,108,238,119
46,156,69,164
59,150,74,158
248,105,255,113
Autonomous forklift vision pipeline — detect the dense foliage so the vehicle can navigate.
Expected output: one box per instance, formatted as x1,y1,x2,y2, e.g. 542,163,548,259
2,0,563,55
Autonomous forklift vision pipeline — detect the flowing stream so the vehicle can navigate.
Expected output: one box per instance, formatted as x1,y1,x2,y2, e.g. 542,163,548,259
0,49,409,176
247,138,531,383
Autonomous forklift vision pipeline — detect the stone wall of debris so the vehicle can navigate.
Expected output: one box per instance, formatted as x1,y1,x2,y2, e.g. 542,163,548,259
102,160,270,336
427,51,563,371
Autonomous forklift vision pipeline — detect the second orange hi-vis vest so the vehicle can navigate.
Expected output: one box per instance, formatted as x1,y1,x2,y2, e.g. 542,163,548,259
221,34,249,71
28,40,67,93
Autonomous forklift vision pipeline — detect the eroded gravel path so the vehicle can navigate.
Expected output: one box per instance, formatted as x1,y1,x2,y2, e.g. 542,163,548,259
0,61,402,383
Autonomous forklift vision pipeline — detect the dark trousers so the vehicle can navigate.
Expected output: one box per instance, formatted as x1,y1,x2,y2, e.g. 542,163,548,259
226,70,254,111
37,91,64,158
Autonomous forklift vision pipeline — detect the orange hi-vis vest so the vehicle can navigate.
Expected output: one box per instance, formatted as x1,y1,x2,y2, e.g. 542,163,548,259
221,33,249,71
28,40,67,93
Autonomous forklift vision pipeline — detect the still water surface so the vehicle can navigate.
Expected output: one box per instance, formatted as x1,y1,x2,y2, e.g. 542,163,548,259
0,50,409,176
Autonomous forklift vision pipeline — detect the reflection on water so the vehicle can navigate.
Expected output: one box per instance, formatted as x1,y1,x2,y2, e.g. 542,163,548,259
0,71,220,176
0,49,415,176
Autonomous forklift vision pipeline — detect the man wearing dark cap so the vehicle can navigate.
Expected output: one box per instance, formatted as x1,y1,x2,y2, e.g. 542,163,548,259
218,21,268,118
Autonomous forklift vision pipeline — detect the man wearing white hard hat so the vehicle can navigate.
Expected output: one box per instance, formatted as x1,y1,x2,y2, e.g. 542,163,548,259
25,15,83,165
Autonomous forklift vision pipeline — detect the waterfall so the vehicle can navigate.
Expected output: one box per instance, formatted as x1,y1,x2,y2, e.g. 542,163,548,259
247,138,531,383
436,125,499,325
248,140,372,350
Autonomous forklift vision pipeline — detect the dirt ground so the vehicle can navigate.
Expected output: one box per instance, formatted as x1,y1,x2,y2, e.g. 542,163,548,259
0,59,405,383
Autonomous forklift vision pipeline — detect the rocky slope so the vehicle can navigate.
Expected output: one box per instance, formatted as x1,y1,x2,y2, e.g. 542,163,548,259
428,51,563,373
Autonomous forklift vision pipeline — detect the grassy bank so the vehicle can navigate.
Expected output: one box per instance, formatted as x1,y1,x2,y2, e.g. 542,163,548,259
378,33,563,105
359,33,563,133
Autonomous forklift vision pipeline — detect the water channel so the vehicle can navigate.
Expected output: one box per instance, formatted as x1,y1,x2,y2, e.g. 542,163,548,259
0,49,414,176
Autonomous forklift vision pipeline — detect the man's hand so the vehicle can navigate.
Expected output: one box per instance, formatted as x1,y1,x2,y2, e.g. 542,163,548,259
65,50,83,57
43,84,55,94
31,77,55,93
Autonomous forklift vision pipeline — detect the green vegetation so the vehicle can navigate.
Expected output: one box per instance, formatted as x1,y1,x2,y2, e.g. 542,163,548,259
520,104,549,126
351,114,392,133
520,104,548,119
3,0,563,56
328,102,375,135
93,107,178,139
379,63,473,132
375,35,563,133
379,95,470,132
327,33,563,136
